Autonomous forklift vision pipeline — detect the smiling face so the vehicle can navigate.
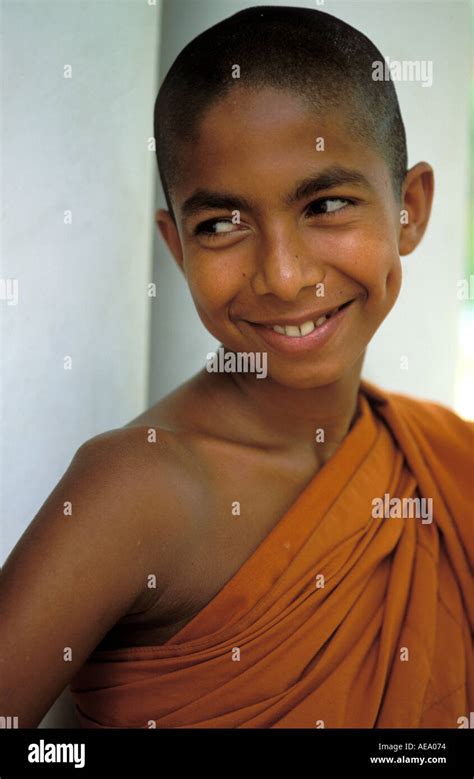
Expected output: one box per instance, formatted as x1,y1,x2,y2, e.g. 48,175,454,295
158,86,406,389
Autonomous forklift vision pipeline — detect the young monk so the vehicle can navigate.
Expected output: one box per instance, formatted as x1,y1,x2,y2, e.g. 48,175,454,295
1,6,472,729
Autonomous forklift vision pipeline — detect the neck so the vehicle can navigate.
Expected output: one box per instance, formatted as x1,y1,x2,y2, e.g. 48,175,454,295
203,348,365,466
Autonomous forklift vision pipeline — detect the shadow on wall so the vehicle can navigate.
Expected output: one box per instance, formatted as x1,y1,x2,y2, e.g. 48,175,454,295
38,687,81,728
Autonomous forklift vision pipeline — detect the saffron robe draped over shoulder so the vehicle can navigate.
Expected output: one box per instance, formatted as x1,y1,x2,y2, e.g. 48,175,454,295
69,380,473,729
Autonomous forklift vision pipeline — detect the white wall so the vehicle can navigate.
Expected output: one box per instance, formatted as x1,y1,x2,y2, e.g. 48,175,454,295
1,0,162,725
150,0,471,408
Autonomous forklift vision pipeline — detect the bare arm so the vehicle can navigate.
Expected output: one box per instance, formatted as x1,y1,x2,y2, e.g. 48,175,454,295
0,430,169,727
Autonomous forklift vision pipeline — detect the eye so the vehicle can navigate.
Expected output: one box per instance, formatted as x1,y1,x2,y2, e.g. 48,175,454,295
193,218,239,239
305,197,356,217
193,196,356,239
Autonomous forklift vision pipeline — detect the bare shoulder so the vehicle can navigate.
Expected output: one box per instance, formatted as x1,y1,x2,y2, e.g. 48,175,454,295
76,421,187,473
0,422,202,726
75,421,208,596
0,373,224,725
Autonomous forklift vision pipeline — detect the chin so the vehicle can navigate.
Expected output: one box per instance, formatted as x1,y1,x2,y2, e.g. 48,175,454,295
266,361,350,391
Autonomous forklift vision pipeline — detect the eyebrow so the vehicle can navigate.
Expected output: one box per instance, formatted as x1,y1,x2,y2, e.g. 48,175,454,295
180,165,373,223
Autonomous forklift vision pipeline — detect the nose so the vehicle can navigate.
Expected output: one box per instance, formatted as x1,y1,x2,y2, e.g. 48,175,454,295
250,232,325,301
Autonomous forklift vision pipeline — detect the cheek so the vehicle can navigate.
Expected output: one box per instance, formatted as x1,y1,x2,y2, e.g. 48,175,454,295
325,226,401,302
185,253,241,313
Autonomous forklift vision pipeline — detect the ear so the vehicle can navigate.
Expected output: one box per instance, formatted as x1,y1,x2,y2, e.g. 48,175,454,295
155,209,185,275
398,162,434,256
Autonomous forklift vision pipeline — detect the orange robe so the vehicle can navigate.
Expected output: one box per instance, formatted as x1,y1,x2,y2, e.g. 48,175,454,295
69,380,473,728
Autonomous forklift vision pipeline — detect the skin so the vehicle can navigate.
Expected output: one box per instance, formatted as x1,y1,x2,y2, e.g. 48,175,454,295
0,86,436,725
155,86,434,469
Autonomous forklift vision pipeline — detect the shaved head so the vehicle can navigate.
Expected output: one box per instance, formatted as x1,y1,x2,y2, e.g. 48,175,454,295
154,5,407,222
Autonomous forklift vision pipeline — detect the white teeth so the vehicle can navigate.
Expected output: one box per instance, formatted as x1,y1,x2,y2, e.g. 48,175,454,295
269,305,347,336
285,325,301,337
271,317,329,336
300,320,315,336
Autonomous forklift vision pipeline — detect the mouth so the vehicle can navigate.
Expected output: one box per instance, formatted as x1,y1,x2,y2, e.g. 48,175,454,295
246,298,355,336
243,298,356,354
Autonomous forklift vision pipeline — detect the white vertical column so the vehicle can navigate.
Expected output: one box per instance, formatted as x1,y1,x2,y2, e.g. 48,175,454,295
1,0,162,725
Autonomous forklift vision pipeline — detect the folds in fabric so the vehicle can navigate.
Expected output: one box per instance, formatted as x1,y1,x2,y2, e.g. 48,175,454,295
69,380,473,728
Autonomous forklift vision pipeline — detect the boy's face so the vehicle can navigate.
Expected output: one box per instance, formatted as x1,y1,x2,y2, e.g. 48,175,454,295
158,87,425,390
